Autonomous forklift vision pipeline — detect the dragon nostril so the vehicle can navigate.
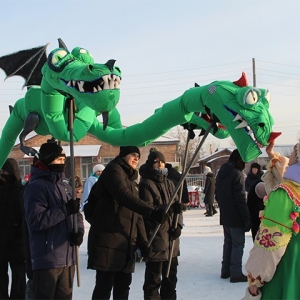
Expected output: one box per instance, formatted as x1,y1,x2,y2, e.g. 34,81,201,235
258,123,264,128
88,65,93,71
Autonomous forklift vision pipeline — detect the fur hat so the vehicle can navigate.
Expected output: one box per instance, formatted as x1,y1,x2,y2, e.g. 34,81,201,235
119,146,140,158
250,162,261,170
2,158,21,182
39,142,65,165
147,151,166,166
93,164,105,174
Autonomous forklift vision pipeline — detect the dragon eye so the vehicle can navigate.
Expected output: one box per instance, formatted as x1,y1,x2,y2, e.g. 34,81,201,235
47,49,74,72
51,49,69,65
244,88,261,105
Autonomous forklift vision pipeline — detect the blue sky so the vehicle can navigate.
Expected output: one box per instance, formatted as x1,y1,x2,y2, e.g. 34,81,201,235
0,0,300,147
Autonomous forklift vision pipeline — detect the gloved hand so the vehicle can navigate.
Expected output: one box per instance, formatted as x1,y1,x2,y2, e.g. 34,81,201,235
181,122,197,139
169,226,182,240
139,244,152,259
169,201,183,215
150,207,169,224
65,198,80,215
70,230,84,246
244,219,252,232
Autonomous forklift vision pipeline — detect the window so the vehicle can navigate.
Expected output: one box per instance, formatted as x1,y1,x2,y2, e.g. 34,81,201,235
18,160,31,178
81,157,93,180
103,157,114,166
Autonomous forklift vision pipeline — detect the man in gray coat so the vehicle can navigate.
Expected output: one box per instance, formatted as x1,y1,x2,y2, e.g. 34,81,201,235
215,149,251,283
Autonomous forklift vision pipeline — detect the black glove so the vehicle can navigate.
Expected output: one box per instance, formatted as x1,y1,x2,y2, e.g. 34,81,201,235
150,207,169,224
139,244,152,259
65,198,80,215
244,219,252,232
181,122,197,139
169,226,182,240
169,202,183,215
70,230,84,246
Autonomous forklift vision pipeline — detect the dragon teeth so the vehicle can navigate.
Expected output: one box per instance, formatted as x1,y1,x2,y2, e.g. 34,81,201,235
235,120,248,129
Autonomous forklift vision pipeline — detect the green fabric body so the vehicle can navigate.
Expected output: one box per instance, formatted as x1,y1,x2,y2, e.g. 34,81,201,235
0,46,275,169
261,220,300,299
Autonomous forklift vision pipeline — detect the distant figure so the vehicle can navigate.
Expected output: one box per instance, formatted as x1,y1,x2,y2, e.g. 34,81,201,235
215,149,251,283
0,158,26,299
246,180,267,241
81,164,105,210
245,162,264,194
203,166,217,217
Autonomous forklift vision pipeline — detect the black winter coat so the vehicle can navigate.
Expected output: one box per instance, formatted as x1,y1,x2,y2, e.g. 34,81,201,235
0,180,24,262
203,172,215,205
87,156,152,273
139,163,182,262
215,161,250,228
165,163,189,204
245,170,264,193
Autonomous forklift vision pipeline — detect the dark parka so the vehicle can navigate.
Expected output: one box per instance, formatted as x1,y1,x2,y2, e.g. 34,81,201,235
203,172,215,206
87,156,153,273
0,160,24,263
23,165,84,270
139,163,182,262
215,160,250,228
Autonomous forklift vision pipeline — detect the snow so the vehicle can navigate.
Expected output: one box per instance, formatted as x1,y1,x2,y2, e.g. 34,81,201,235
73,208,252,300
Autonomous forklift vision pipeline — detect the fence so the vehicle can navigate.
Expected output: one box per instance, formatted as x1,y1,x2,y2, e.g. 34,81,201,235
186,175,205,188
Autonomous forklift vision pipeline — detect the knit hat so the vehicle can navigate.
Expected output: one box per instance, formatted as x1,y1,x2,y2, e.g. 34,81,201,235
93,164,105,174
39,142,65,165
2,158,21,182
147,151,166,166
119,146,140,158
149,146,159,153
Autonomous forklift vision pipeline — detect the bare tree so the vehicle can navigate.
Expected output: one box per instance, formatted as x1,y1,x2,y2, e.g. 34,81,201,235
169,126,206,171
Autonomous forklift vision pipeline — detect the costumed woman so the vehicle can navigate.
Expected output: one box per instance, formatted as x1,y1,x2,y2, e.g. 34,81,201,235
243,141,300,299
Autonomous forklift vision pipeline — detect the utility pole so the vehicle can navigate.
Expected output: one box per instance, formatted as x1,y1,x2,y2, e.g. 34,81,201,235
252,58,256,87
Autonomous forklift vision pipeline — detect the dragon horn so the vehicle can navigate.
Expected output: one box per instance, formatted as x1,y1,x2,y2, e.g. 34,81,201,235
102,112,109,131
194,82,200,87
233,72,248,87
58,38,68,50
268,132,282,143
105,59,116,72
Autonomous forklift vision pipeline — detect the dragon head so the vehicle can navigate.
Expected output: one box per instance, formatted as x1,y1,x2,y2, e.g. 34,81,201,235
201,72,281,162
41,47,121,129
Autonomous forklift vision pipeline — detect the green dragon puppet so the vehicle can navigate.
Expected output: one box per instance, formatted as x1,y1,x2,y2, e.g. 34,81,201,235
0,40,280,169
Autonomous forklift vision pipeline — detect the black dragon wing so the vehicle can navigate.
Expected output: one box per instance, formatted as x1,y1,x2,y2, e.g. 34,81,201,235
0,43,49,88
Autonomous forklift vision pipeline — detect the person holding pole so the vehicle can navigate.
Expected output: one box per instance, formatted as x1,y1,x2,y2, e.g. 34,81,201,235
23,141,84,299
87,146,169,300
139,150,183,300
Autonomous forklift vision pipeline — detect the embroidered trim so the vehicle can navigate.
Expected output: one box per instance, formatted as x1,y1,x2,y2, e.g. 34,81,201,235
248,273,264,288
262,217,292,230
254,225,291,250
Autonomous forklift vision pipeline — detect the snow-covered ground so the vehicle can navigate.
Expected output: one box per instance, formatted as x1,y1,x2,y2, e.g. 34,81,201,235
73,207,252,300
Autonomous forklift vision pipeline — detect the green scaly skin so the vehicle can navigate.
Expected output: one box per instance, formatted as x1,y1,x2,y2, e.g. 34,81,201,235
0,45,276,168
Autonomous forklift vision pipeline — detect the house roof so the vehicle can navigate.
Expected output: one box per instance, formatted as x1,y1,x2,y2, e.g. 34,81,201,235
24,145,101,158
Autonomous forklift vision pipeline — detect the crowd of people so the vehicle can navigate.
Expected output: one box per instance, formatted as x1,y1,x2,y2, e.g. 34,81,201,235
1,137,298,300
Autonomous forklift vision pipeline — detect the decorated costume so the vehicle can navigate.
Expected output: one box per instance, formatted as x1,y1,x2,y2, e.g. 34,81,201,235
0,41,280,169
244,145,300,299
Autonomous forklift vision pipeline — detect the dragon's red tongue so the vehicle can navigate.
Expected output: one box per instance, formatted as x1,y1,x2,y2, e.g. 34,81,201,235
268,132,282,143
